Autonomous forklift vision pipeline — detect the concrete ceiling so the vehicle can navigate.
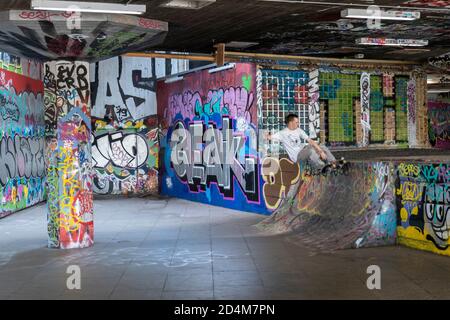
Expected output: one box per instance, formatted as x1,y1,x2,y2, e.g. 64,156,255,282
0,0,449,62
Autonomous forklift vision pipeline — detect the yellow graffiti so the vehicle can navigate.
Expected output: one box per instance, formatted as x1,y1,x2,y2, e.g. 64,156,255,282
58,148,82,232
396,181,422,201
397,226,450,257
398,163,420,177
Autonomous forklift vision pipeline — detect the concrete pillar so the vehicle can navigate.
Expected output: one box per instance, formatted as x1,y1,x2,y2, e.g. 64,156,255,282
44,60,93,249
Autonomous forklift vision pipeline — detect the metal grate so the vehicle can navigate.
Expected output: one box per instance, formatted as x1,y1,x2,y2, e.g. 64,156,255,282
261,69,309,155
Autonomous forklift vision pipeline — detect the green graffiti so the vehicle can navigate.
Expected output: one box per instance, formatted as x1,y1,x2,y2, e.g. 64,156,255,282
242,75,252,91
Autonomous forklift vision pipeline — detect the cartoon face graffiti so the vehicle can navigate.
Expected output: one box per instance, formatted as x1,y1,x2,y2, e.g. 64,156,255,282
424,183,450,249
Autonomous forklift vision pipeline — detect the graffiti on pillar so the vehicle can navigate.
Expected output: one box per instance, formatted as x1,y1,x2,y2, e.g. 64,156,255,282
428,100,450,149
308,69,320,140
0,66,45,218
45,60,93,249
158,63,268,214
360,72,371,146
407,79,417,146
92,128,159,195
396,162,450,256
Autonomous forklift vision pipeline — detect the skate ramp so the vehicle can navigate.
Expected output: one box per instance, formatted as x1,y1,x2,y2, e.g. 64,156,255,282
257,161,397,252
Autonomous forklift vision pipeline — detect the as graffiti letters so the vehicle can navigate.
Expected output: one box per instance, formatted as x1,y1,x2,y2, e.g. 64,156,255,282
91,56,157,125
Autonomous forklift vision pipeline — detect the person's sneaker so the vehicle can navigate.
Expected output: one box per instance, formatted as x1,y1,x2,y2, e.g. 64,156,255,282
321,163,333,175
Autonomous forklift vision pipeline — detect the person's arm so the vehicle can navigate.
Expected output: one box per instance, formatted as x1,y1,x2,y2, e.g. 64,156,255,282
298,129,326,161
264,130,281,142
307,138,327,160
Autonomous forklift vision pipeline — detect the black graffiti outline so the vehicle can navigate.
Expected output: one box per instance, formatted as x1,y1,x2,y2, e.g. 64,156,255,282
170,116,259,203
0,135,45,187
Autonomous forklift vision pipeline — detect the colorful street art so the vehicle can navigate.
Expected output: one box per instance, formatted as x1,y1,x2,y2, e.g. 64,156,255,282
396,162,450,256
90,56,186,196
0,52,42,80
0,10,168,63
360,72,370,147
258,161,397,251
319,71,410,146
0,66,45,218
92,127,159,195
44,60,93,249
428,100,450,149
158,63,269,213
261,157,299,210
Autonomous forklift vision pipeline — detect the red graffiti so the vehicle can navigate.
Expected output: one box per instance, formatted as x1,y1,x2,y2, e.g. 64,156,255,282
19,10,76,20
138,18,164,30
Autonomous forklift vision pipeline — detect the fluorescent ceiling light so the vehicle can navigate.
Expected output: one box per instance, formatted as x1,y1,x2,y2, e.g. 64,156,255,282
208,63,236,74
428,89,450,93
342,8,420,20
356,37,428,47
165,76,184,84
160,0,216,9
31,0,146,15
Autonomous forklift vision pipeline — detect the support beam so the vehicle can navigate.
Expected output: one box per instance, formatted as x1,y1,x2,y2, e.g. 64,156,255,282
125,50,418,70
44,60,94,249
215,43,226,67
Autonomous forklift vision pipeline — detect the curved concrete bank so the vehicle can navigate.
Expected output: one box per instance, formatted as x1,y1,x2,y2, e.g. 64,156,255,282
257,160,450,256
257,161,397,252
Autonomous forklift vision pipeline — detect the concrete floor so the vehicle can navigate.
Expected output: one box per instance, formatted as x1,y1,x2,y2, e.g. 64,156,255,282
1,198,450,300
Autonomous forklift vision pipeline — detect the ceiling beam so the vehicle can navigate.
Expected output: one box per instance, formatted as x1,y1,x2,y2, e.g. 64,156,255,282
125,50,420,66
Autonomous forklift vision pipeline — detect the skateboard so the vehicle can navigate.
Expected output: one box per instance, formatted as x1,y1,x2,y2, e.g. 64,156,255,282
320,158,348,175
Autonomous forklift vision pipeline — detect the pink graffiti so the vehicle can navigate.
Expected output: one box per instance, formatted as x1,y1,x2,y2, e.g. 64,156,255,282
166,87,254,125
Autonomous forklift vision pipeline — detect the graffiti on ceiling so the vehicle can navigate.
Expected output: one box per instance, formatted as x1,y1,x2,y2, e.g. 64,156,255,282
0,10,168,62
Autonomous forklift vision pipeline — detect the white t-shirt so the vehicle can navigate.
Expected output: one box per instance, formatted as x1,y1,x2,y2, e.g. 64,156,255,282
271,128,310,162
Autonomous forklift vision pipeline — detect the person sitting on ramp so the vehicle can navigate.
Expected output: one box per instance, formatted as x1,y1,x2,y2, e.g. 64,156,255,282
264,113,344,173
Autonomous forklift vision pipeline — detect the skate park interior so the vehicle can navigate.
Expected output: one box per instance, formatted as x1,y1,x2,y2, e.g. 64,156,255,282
0,0,450,299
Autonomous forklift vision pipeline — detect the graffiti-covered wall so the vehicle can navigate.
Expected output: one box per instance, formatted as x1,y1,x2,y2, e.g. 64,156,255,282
396,162,450,256
90,55,187,196
428,99,450,149
258,161,397,250
0,57,45,218
158,63,268,213
45,60,93,249
259,66,424,148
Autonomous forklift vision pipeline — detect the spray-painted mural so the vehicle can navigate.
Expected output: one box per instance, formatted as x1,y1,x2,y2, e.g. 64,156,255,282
428,100,450,149
90,55,186,196
319,71,410,147
158,63,269,213
45,60,93,249
397,162,450,256
258,161,397,251
0,64,45,218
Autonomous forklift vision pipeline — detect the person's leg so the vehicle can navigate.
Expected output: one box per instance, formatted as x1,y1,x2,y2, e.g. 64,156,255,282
320,145,336,163
301,145,326,170
296,144,313,163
